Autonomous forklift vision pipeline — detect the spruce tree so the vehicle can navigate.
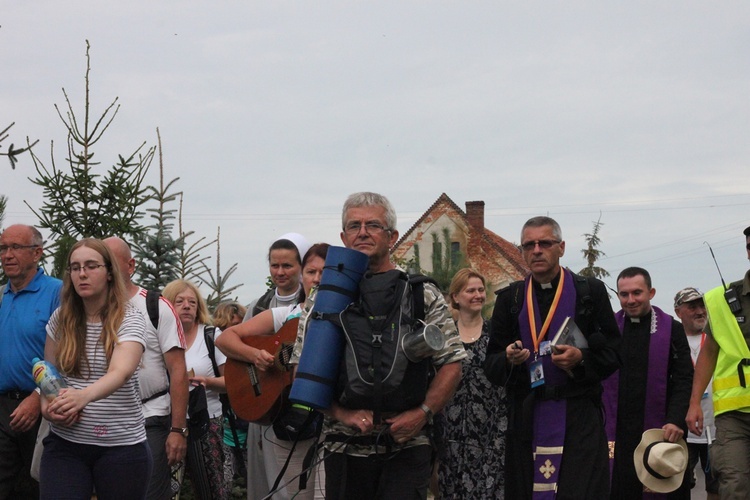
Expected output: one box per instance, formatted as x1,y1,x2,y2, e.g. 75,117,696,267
579,214,610,279
1,122,38,170
24,41,154,276
176,193,214,284
132,129,184,290
202,227,243,312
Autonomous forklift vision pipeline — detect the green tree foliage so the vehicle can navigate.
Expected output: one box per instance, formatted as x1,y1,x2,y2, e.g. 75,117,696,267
24,41,154,276
579,214,610,279
427,227,465,291
202,227,243,312
132,129,185,290
1,122,38,170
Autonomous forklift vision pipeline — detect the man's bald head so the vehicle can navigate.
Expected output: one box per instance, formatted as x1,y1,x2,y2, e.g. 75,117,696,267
103,236,135,286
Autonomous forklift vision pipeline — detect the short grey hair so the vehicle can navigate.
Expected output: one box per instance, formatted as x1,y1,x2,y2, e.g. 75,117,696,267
521,216,562,242
342,192,397,230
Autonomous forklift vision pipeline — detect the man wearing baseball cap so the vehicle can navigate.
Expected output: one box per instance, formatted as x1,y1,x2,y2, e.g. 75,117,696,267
687,225,750,499
674,288,718,500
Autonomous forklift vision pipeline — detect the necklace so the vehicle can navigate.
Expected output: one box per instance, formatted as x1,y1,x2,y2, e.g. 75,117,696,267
457,318,482,343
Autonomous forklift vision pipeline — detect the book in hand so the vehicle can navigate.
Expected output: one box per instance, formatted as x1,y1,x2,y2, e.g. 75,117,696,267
551,316,588,354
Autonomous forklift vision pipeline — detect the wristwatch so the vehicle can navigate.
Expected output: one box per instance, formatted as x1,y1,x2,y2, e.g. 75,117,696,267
419,403,434,425
170,426,189,438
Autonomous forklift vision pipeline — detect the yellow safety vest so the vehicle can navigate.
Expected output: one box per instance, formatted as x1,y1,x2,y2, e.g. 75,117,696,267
705,285,750,415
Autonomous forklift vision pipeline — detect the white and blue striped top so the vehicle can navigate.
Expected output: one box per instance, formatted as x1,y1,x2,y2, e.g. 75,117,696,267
46,304,147,446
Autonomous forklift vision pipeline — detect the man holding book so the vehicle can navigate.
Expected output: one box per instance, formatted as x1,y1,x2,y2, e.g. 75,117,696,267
484,216,621,499
604,267,694,499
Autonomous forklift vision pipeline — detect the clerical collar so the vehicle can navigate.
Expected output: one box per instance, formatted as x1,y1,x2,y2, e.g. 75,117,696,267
627,310,657,334
533,271,561,290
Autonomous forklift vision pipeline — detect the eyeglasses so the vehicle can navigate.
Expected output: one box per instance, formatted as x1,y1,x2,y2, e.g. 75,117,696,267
520,239,560,252
67,263,108,274
0,244,39,255
343,221,390,235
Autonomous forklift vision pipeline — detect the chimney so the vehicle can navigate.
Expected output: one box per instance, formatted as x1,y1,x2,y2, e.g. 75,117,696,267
465,201,485,231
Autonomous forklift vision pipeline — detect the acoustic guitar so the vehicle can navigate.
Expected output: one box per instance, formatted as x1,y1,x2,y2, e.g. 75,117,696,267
224,317,299,425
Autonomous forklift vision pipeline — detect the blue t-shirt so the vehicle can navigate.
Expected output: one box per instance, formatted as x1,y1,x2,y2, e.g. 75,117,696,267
0,268,62,392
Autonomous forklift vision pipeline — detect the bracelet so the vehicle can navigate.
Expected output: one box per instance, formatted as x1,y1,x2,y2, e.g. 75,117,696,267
419,403,434,425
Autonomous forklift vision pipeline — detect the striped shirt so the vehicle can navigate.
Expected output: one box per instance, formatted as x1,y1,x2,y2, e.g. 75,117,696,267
46,304,147,446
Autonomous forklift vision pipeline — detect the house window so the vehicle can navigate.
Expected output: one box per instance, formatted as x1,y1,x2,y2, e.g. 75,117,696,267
451,242,460,267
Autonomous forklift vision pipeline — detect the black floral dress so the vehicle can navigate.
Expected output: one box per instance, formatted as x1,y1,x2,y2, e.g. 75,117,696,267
437,320,507,499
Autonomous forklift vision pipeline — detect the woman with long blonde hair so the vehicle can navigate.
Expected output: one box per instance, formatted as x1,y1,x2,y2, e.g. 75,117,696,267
40,238,150,499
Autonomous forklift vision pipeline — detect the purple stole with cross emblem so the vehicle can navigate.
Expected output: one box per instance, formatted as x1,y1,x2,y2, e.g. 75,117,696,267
602,306,671,497
518,268,577,498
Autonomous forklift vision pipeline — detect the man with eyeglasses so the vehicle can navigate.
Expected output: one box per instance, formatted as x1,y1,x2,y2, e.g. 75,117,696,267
605,266,693,499
0,225,62,499
673,287,718,499
687,225,750,499
104,237,188,500
292,192,465,499
484,215,621,499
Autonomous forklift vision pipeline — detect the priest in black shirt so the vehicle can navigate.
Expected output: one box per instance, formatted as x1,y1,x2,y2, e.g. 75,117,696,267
605,267,693,499
484,216,621,499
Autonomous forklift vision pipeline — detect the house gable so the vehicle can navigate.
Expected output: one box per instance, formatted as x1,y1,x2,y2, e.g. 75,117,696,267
391,193,529,293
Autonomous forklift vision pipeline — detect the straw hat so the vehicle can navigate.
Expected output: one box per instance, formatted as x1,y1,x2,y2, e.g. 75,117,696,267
633,429,688,493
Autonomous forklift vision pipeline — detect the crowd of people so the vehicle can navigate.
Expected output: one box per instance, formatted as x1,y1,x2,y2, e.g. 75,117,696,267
0,193,748,500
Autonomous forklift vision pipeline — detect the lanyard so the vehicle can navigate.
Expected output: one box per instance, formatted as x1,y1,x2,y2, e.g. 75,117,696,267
689,332,706,367
526,270,565,354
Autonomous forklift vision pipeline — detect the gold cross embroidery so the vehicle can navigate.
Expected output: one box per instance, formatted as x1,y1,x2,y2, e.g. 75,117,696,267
608,441,615,460
539,459,556,479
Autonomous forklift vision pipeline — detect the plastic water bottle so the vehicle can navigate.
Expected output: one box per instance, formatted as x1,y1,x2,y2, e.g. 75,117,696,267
31,357,67,399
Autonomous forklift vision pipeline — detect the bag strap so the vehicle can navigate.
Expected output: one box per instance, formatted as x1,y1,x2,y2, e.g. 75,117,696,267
145,289,161,329
203,325,244,451
252,287,276,317
407,274,439,324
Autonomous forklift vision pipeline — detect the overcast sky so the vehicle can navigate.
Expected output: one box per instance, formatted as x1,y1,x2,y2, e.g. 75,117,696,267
2,2,749,312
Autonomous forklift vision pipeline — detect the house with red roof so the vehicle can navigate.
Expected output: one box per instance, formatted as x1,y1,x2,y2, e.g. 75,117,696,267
391,193,529,294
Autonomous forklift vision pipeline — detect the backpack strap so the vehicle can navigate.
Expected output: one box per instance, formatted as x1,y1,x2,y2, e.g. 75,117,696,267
252,287,276,317
140,289,171,404
145,289,161,329
203,325,244,453
573,274,593,319
408,274,439,324
203,326,220,377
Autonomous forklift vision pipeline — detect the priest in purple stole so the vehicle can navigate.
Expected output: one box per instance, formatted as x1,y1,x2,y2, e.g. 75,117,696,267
485,216,621,499
603,267,694,499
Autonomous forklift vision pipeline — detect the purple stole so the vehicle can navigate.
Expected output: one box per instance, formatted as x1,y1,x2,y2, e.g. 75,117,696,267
602,306,671,498
518,269,577,499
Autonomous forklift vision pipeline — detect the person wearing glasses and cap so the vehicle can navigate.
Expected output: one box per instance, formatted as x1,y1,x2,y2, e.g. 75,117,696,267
0,225,62,499
673,287,718,499
687,225,750,499
484,215,621,499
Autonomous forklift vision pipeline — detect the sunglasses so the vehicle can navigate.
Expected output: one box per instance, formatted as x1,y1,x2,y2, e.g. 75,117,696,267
520,239,560,252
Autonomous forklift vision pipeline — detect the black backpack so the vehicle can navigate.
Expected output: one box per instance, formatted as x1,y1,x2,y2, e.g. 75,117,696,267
145,289,161,329
251,287,276,317
330,270,437,423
